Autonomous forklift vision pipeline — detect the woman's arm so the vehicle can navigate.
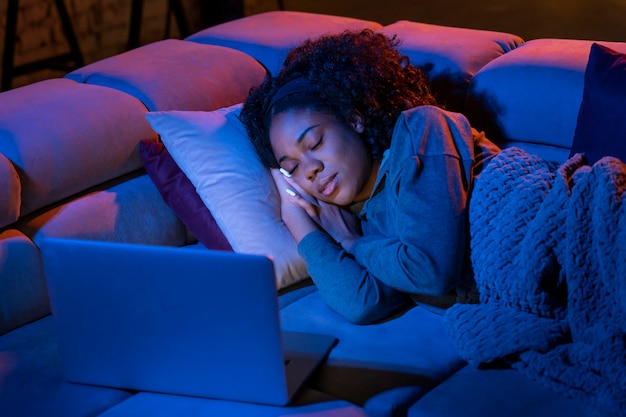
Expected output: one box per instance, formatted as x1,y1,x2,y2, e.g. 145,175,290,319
298,230,410,324
272,170,409,324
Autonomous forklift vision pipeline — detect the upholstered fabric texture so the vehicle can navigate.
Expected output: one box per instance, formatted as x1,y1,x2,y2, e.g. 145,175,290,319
0,230,49,334
465,39,626,163
145,104,309,289
570,43,626,164
0,153,20,228
26,174,188,248
379,21,523,112
280,293,465,407
407,366,586,417
94,391,370,417
66,39,267,113
186,11,382,75
0,316,132,417
0,78,157,217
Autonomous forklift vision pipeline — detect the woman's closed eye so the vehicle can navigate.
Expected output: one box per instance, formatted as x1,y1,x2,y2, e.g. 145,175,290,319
311,136,323,150
280,137,323,177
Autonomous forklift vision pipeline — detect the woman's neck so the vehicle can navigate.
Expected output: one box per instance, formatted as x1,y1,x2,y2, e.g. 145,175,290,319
353,159,381,203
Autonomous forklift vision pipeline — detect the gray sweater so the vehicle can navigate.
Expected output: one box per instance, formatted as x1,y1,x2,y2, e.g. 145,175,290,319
298,105,500,324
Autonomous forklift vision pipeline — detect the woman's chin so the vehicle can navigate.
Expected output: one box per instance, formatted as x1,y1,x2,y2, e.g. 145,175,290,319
325,194,352,207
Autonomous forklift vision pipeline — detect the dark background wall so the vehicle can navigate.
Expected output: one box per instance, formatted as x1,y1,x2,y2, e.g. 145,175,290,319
1,0,625,90
269,0,626,41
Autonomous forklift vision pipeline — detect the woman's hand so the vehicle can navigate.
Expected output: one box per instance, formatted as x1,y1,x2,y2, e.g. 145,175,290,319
316,200,361,251
272,169,361,250
271,169,319,243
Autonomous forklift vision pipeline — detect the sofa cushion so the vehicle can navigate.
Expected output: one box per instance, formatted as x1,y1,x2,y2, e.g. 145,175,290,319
407,365,587,417
185,11,382,75
0,78,157,217
0,152,20,229
145,104,309,290
570,43,626,164
96,391,369,417
465,39,626,163
66,39,267,112
379,21,523,111
280,292,466,410
0,230,48,335
0,316,132,417
139,140,233,251
22,173,188,248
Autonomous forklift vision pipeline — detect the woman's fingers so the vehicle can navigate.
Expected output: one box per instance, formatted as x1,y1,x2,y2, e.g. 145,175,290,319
271,168,321,221
285,188,320,220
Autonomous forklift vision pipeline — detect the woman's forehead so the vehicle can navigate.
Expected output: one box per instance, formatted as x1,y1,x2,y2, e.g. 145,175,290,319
270,109,327,139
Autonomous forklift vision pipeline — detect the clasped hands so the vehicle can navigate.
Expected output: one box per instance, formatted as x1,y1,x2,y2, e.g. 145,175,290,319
271,169,361,250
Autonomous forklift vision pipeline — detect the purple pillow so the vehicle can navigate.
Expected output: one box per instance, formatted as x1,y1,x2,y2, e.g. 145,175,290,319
139,140,233,251
570,43,626,165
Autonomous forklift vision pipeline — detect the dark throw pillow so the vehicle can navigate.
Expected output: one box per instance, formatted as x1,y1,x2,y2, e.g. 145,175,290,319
139,140,233,251
570,43,626,165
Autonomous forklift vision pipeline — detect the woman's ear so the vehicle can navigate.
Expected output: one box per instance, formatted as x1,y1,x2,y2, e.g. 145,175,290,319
348,111,365,133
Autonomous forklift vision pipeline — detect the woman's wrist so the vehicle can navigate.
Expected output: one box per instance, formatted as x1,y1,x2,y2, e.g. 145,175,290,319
338,236,356,252
285,217,319,244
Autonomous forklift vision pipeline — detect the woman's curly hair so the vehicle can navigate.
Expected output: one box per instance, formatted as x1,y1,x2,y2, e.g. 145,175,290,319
240,29,438,168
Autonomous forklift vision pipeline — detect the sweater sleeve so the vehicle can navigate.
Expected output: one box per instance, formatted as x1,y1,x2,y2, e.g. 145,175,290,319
298,230,410,324
350,154,468,296
350,106,478,296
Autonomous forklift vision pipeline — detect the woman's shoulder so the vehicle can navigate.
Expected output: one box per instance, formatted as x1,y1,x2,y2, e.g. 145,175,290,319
402,104,451,119
399,105,473,138
389,105,475,159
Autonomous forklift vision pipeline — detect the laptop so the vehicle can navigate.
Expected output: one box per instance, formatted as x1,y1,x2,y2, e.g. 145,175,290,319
39,238,336,406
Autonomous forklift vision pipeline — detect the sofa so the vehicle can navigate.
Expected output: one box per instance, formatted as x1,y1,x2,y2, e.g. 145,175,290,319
1,10,625,417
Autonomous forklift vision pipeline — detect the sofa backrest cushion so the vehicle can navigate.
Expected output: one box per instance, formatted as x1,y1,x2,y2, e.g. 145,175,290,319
66,39,267,112
378,21,523,112
0,78,157,217
0,153,20,228
24,172,188,247
465,38,626,163
570,43,626,165
185,11,383,75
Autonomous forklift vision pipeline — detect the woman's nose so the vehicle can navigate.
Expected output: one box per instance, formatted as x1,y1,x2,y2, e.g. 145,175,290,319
302,154,323,181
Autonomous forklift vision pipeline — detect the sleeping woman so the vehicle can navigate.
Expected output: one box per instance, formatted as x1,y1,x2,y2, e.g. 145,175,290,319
240,29,500,324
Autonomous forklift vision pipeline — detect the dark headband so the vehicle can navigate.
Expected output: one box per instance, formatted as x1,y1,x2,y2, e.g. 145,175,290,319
264,77,319,121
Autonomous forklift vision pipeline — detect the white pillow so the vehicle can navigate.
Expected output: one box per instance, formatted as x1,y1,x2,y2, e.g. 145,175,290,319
145,103,309,289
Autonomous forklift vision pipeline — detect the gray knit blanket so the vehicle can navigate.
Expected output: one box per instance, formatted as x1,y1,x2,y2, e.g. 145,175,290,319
444,147,626,416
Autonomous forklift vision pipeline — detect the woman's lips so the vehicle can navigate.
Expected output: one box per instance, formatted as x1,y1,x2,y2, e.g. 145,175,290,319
318,173,338,196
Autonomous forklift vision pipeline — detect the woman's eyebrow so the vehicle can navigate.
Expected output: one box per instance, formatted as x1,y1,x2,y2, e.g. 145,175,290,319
277,124,320,164
296,124,319,145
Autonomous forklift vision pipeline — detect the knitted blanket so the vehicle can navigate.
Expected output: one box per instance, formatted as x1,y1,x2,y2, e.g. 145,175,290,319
444,147,626,416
